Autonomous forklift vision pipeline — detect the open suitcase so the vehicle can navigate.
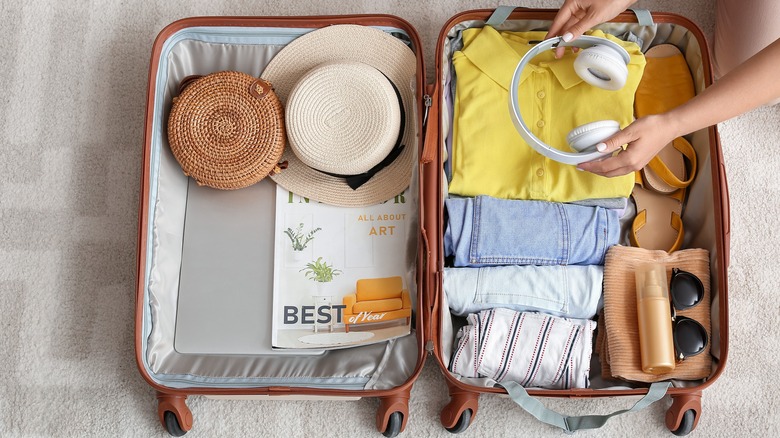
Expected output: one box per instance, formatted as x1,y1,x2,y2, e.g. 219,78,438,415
135,6,729,437
423,7,730,437
135,14,429,437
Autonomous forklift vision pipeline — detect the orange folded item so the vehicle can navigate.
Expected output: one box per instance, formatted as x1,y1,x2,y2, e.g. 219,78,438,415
600,246,712,382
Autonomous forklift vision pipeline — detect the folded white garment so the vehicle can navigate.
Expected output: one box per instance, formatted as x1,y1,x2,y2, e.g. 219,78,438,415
450,308,596,389
443,265,603,319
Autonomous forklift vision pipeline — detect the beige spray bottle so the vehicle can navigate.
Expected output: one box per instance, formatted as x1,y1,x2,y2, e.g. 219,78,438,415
635,263,676,374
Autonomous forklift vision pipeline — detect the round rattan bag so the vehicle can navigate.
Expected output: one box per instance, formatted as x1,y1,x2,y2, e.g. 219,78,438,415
167,71,286,190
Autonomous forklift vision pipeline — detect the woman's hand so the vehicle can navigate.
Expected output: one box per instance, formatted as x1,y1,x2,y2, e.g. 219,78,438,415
577,114,677,177
547,0,637,57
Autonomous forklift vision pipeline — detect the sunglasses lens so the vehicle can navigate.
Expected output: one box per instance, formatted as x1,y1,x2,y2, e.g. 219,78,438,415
671,271,704,309
675,318,707,357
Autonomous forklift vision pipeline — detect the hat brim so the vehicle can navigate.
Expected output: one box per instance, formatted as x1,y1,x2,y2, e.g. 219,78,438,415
262,24,417,207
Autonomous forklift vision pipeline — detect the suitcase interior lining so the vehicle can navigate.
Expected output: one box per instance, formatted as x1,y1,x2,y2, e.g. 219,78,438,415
437,18,722,390
140,26,421,390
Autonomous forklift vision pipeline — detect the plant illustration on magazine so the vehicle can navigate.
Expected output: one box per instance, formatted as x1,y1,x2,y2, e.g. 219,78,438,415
300,257,342,283
300,257,343,302
284,223,321,251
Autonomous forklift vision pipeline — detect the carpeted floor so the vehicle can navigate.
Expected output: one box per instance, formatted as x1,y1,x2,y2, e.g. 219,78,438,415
1,1,778,437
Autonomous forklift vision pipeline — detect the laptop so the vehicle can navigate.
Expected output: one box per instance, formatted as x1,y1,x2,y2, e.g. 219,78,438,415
174,178,323,356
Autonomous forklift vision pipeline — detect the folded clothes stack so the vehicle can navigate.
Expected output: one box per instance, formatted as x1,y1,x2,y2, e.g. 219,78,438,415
443,195,619,388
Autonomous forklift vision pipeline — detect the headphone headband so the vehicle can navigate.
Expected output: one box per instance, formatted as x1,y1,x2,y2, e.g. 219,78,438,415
508,36,631,165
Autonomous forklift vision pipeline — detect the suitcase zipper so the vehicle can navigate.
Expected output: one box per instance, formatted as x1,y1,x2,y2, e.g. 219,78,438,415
420,90,438,164
423,93,432,126
156,376,367,390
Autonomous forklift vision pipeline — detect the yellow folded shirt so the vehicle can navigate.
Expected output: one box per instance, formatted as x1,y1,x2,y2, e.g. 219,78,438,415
450,27,645,202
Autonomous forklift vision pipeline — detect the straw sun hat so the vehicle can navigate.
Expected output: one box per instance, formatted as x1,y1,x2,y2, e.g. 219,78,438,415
262,24,417,207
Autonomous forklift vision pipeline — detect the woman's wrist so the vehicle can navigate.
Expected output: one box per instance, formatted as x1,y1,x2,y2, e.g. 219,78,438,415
658,110,689,140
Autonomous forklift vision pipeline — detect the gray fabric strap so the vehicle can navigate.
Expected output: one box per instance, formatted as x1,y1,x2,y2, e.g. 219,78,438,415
501,381,671,433
628,8,654,27
488,6,653,28
485,6,521,27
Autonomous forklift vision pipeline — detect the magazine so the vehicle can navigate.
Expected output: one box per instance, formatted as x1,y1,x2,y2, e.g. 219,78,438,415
271,186,414,350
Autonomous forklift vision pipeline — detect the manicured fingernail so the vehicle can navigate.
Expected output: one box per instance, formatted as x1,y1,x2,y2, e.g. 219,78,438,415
562,32,573,42
576,166,584,172
596,142,607,152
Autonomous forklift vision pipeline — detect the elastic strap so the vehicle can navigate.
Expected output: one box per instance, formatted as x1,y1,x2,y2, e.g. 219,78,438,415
486,6,523,27
500,381,671,433
487,6,653,28
628,8,654,27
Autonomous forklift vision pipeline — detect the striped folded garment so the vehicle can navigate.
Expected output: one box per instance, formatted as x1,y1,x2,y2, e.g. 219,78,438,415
449,308,596,389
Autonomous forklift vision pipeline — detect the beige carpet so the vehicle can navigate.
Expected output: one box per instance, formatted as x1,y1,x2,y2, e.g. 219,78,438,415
1,0,777,437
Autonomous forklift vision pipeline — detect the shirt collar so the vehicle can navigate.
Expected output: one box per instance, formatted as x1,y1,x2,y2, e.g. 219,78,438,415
459,27,585,91
459,26,525,91
546,57,584,90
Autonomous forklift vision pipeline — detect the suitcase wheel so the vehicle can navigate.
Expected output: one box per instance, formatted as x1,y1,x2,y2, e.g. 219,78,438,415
665,392,701,435
671,410,696,436
376,393,409,436
381,411,403,438
157,393,192,436
440,389,478,433
164,411,187,437
445,409,472,434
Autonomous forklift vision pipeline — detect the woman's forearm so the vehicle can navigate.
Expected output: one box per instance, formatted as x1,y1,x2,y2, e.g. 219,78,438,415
666,37,780,138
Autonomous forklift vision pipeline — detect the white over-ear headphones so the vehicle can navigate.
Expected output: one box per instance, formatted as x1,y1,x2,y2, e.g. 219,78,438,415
509,35,631,165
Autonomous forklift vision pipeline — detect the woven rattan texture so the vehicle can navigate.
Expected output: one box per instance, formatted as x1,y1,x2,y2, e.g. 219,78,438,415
167,71,285,190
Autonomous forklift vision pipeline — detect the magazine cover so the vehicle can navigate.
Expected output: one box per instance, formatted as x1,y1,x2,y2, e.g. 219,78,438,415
271,186,414,349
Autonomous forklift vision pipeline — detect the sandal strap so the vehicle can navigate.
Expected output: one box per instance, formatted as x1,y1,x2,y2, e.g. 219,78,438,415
645,137,697,189
635,169,685,202
630,209,685,253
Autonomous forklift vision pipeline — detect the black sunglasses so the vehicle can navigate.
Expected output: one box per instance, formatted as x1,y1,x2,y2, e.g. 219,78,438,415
669,268,708,361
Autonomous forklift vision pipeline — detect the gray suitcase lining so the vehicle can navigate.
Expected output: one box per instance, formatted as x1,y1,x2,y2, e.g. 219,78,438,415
141,26,420,390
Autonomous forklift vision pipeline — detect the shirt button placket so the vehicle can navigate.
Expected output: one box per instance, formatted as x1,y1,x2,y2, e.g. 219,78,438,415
536,76,550,195
532,75,547,195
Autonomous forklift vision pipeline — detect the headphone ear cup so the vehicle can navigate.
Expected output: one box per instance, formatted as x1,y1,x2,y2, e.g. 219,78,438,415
567,120,621,152
574,45,629,91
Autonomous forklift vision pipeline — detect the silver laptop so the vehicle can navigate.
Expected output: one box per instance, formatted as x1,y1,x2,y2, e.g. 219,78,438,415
174,178,323,356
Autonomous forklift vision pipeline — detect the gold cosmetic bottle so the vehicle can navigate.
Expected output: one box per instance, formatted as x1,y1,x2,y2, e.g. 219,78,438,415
635,263,676,374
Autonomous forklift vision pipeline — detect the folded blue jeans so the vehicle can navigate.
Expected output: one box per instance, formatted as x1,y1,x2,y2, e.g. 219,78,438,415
444,196,619,267
444,265,603,319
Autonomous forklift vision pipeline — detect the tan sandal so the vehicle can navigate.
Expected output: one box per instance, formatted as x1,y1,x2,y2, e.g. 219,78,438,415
629,44,697,253
643,136,697,194
635,44,697,195
630,172,685,253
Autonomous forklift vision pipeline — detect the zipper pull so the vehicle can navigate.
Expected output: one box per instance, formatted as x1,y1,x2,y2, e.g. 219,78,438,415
421,90,438,164
423,94,432,125
425,340,434,355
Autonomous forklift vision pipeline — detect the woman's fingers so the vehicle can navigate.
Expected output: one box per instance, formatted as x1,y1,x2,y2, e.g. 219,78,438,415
546,2,574,39
553,15,581,57
578,128,643,176
594,128,634,154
